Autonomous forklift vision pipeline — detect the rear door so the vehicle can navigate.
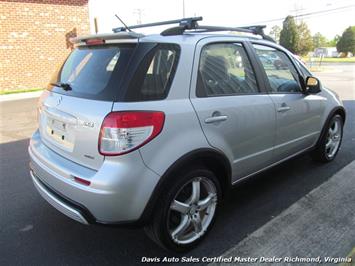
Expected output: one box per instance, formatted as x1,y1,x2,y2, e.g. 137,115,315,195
38,43,136,170
252,43,325,161
190,38,276,181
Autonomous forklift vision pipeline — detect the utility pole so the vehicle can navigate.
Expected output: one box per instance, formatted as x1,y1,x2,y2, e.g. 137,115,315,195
133,8,144,24
290,3,305,23
94,17,98,34
182,0,185,18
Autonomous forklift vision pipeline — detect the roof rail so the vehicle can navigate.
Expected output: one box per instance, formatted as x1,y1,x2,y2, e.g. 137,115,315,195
112,16,275,42
112,16,202,33
161,24,275,42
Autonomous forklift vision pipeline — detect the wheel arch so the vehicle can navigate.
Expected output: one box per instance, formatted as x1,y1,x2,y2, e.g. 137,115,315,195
334,106,346,123
317,106,346,147
138,148,232,225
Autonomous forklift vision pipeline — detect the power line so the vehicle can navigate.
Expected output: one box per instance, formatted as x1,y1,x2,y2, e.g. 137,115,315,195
242,5,355,25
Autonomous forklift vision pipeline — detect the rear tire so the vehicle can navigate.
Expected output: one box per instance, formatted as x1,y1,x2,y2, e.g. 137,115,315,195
144,167,221,252
311,114,343,162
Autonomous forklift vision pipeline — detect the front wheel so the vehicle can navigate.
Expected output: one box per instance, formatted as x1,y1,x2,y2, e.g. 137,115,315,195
312,114,343,162
144,168,221,252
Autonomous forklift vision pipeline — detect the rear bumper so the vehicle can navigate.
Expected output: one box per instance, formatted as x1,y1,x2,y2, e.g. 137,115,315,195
31,170,90,224
29,130,161,224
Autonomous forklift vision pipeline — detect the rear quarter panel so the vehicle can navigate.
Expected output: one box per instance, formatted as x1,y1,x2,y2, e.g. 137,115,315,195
112,99,212,176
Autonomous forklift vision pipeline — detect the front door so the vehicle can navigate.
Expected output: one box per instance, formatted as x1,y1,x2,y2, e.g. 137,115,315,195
252,43,325,162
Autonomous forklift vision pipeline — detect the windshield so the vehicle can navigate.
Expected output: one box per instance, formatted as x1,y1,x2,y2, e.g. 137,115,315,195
48,44,135,101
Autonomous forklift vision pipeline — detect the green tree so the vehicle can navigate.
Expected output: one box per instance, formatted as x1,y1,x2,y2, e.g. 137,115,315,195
336,26,355,55
280,17,313,55
297,21,313,55
327,35,340,47
313,32,327,48
269,25,281,43
280,16,299,53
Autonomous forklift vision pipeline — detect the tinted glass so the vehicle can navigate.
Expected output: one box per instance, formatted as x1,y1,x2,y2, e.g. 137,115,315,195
48,44,135,101
125,44,180,101
253,44,301,93
197,43,258,97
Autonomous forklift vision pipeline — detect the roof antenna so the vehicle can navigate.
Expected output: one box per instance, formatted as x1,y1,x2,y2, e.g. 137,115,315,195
115,14,132,32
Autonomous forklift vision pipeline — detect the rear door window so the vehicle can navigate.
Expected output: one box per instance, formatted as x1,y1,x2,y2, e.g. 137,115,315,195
125,44,180,101
48,44,135,101
196,43,259,97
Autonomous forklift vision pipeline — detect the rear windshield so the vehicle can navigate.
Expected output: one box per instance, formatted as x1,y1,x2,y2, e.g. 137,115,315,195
48,43,180,102
48,44,135,101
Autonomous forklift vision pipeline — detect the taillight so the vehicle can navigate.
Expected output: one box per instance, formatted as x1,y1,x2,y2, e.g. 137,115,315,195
85,38,105,45
99,111,165,156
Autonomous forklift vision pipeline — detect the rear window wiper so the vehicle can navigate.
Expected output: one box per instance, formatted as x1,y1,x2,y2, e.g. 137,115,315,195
50,82,73,91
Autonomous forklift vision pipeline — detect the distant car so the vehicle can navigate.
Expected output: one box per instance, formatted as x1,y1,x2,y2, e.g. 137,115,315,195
29,17,345,252
259,54,273,65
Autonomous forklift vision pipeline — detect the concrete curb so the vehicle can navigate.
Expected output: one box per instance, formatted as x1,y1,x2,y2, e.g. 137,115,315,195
340,247,355,266
210,161,355,265
0,91,43,102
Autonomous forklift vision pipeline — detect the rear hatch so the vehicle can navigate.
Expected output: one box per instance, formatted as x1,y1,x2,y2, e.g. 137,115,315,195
38,42,136,170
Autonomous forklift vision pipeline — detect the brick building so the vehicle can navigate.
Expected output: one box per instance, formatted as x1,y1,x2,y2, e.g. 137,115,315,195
0,0,90,92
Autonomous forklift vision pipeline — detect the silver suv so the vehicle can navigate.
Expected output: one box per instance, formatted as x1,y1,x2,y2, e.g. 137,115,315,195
29,17,345,252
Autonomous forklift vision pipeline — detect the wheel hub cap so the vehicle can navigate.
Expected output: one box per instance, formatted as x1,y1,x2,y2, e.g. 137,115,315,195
189,205,198,215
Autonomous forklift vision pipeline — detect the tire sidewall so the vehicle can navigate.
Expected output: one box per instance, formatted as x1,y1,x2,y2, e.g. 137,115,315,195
322,114,343,161
154,168,222,252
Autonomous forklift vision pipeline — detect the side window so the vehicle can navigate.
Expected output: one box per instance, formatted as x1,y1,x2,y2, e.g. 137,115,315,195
253,44,302,93
197,43,258,97
126,44,180,101
294,57,312,77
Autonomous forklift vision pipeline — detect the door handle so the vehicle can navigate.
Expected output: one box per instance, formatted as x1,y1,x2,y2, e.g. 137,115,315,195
204,115,228,124
277,104,291,113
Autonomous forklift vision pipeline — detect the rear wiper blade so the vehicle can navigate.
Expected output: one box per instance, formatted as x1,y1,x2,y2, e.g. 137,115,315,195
50,82,72,91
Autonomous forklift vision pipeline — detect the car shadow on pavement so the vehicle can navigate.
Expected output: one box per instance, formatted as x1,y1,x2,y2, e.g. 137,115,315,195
0,100,354,266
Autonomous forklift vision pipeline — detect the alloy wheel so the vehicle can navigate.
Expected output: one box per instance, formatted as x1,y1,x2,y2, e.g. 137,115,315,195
167,176,218,245
325,117,342,159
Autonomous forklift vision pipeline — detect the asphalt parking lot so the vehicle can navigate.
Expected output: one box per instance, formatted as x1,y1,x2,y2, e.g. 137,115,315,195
0,63,354,265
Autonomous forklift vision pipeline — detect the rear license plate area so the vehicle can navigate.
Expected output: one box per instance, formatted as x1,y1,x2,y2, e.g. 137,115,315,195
44,117,74,151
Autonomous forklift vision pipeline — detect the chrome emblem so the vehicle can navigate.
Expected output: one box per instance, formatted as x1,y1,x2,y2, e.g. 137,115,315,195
83,121,95,128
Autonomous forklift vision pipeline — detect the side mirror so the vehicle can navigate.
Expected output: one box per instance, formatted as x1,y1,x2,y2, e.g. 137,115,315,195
305,76,321,94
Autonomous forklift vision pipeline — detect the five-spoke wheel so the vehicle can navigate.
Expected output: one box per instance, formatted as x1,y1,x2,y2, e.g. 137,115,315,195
168,177,217,244
325,117,342,159
144,168,221,252
312,114,343,162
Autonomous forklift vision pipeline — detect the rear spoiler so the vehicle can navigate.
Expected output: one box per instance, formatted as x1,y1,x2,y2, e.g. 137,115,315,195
70,32,144,44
